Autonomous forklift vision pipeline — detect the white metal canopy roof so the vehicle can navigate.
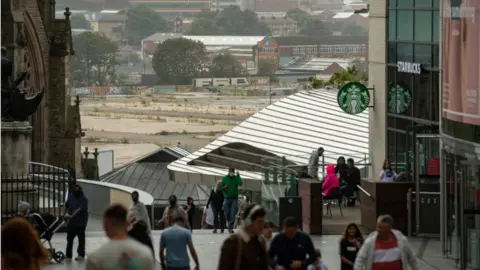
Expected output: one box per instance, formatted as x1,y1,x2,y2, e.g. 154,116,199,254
168,89,369,191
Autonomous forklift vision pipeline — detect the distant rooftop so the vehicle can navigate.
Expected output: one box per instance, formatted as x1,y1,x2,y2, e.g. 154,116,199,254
283,57,356,71
143,33,265,47
332,12,369,19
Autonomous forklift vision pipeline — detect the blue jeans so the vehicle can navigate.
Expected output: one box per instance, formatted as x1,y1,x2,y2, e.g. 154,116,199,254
223,197,238,230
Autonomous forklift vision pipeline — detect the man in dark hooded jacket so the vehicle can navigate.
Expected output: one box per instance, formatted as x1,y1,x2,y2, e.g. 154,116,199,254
64,184,89,260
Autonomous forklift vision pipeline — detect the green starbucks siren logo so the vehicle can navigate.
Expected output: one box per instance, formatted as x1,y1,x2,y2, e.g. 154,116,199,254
388,83,412,114
337,82,370,115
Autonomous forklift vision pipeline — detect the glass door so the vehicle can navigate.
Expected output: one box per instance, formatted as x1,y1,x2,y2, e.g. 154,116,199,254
414,134,441,236
444,151,461,264
459,160,480,270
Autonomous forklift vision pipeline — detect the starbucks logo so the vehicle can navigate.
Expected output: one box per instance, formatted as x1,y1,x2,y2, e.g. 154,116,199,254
337,82,370,115
388,83,412,114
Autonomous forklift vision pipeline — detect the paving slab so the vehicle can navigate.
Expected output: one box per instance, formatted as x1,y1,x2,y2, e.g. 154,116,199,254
44,231,453,270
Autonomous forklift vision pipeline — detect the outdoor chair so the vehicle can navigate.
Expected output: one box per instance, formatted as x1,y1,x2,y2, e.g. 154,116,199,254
322,187,344,217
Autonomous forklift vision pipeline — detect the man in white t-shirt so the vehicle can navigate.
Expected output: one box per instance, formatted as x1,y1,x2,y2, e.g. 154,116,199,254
201,206,214,229
86,204,154,270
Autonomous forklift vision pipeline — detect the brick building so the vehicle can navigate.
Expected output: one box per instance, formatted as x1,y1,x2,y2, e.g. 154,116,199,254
2,1,83,174
254,35,368,70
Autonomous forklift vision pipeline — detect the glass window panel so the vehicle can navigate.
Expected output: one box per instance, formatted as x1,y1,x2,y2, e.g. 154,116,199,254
397,43,414,62
397,0,413,7
432,44,439,68
397,11,414,40
433,0,440,8
388,10,397,40
413,72,432,120
388,42,397,63
414,11,433,41
414,44,432,66
415,0,432,7
393,71,414,117
431,71,439,122
433,11,439,42
389,0,397,8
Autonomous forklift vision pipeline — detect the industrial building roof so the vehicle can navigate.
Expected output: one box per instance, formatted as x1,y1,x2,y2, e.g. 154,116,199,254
143,33,265,47
270,35,368,46
283,57,356,71
168,89,370,191
332,12,369,19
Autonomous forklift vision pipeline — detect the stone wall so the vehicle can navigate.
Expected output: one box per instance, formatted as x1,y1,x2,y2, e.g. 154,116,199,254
2,1,82,175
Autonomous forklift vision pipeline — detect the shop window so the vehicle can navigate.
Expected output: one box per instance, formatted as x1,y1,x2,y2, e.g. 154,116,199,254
397,0,413,7
414,11,433,41
388,10,397,41
413,72,432,120
397,43,414,62
397,11,414,40
433,11,439,42
389,0,397,8
392,71,414,117
414,44,432,66
432,44,439,68
415,0,432,7
431,72,439,122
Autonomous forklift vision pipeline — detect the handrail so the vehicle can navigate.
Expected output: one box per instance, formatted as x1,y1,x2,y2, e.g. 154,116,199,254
357,185,371,197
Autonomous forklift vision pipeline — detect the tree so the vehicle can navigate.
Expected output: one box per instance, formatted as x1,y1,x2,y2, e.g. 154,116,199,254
341,22,368,36
327,66,368,87
152,38,209,85
211,53,246,77
124,5,170,46
257,59,276,77
186,17,224,35
286,8,331,36
187,5,270,35
71,32,119,87
70,15,92,30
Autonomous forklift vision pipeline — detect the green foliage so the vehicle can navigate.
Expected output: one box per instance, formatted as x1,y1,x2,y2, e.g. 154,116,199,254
211,53,246,77
257,59,276,77
187,6,270,35
341,22,368,36
152,38,209,85
286,8,331,36
70,15,92,30
71,32,119,87
124,5,170,46
309,66,368,89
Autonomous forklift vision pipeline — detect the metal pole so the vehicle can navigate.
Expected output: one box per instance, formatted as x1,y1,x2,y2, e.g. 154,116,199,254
407,188,412,237
415,140,421,236
269,76,272,105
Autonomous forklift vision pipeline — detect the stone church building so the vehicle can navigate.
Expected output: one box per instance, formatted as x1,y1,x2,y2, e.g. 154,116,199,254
2,0,83,176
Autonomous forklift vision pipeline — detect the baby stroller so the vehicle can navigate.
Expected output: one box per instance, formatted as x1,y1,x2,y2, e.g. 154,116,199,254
32,213,67,263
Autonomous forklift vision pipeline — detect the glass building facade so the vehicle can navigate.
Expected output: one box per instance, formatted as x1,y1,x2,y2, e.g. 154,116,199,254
386,1,480,269
440,0,480,269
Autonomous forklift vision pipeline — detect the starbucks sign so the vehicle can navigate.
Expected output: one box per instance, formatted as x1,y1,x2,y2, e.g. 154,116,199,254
337,82,370,115
388,83,412,114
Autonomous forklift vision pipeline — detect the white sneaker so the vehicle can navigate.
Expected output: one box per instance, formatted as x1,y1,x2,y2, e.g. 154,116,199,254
75,256,85,261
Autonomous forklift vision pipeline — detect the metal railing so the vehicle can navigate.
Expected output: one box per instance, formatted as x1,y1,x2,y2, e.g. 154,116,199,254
1,163,73,222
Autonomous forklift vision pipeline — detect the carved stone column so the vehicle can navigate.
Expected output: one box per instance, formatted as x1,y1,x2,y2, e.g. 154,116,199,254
1,121,38,216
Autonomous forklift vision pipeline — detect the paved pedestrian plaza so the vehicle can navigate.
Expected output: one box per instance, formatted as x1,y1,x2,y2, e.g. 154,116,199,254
44,230,453,270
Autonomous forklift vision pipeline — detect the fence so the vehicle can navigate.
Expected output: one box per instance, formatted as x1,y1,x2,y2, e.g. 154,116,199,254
1,163,73,222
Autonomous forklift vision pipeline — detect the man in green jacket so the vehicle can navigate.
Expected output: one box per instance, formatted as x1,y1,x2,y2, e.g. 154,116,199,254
220,167,243,233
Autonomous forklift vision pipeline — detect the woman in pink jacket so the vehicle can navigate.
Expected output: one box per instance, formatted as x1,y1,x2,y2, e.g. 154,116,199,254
322,164,339,197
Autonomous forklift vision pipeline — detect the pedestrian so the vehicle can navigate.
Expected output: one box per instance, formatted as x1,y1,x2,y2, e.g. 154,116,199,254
159,215,200,270
307,249,328,270
63,184,88,261
86,204,154,270
206,180,225,233
379,159,404,182
16,201,31,218
308,147,324,180
128,219,155,259
353,215,418,270
184,197,196,231
345,158,361,206
221,167,243,233
335,156,348,181
269,217,316,270
262,221,278,249
129,191,151,234
322,164,339,198
201,206,215,229
218,204,269,270
159,195,187,228
340,223,363,270
1,217,50,270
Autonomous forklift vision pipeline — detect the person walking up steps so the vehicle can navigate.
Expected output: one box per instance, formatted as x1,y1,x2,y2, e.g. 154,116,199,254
221,167,243,233
206,180,225,233
86,204,154,270
63,184,89,261
160,216,200,270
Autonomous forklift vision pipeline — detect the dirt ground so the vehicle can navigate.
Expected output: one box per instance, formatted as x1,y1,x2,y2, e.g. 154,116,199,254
80,92,279,165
